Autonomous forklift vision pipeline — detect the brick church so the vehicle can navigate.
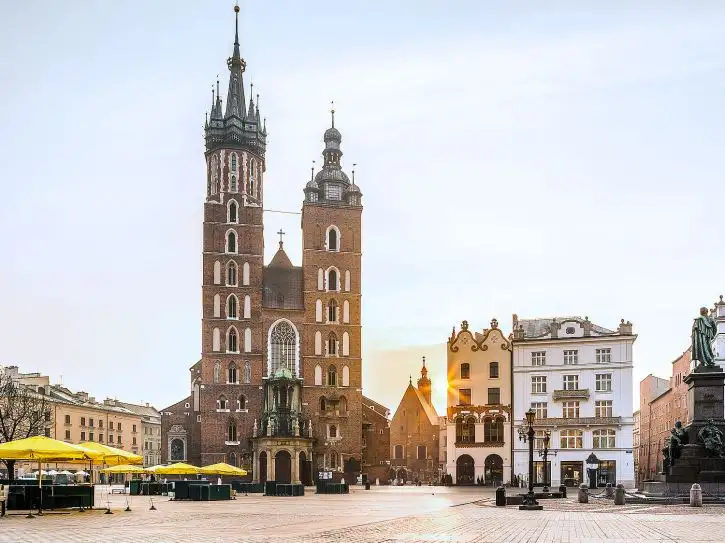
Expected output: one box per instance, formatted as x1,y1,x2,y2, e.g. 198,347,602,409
161,6,363,485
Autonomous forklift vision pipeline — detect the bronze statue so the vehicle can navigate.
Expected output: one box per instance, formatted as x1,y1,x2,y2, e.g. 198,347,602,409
692,307,717,367
663,420,688,469
698,419,725,458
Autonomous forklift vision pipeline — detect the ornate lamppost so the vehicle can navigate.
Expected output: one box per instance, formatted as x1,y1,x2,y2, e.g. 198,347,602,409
537,430,556,493
517,409,543,510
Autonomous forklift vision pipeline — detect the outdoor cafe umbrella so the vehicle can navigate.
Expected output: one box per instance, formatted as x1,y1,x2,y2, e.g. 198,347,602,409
153,463,200,476
78,442,143,466
199,463,248,477
100,464,149,475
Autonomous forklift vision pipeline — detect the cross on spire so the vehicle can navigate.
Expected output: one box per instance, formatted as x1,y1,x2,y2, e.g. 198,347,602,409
277,228,285,248
330,100,335,128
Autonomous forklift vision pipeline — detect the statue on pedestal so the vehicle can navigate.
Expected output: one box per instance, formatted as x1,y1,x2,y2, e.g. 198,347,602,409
698,419,725,458
662,420,688,469
692,307,717,368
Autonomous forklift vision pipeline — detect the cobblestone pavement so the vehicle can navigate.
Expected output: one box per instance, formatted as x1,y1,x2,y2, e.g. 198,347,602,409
1,486,724,542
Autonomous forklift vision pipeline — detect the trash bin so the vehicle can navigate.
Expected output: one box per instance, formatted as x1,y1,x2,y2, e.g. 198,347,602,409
365,482,370,490
559,484,566,498
495,486,506,506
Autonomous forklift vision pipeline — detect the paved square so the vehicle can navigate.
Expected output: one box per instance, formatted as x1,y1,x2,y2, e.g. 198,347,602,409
1,486,724,542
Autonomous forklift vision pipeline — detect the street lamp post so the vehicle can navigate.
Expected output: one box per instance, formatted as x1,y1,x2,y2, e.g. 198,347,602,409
517,409,543,510
537,430,556,493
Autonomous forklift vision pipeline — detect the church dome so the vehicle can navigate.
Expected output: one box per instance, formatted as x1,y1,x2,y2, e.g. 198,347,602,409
305,178,319,190
324,126,341,142
315,167,350,184
346,183,361,195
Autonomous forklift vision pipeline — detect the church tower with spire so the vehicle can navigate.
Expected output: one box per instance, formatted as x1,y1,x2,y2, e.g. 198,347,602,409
161,7,365,484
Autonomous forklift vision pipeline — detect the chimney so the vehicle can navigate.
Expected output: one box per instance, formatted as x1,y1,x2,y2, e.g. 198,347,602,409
76,391,89,402
617,319,633,335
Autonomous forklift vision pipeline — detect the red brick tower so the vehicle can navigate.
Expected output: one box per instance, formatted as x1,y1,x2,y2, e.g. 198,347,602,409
301,107,363,475
197,4,267,466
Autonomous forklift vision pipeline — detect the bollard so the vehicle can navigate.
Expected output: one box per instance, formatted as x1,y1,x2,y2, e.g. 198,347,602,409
690,483,703,507
495,485,506,506
559,484,567,498
614,484,626,505
604,483,614,498
578,483,589,503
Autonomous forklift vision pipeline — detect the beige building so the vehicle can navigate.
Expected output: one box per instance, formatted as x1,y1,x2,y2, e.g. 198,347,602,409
116,401,162,467
444,319,513,485
1,366,147,478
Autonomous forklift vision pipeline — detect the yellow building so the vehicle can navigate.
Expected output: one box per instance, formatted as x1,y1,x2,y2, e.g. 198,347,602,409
443,319,513,485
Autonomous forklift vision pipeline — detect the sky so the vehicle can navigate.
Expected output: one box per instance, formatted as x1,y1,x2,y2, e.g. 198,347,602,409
1,1,724,416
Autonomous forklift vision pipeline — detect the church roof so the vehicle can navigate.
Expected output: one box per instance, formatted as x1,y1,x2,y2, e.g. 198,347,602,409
262,266,303,310
392,384,439,427
518,316,614,338
269,246,293,269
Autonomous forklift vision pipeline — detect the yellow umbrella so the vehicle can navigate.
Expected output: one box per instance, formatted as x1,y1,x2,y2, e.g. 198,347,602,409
153,462,200,475
0,436,94,461
78,442,143,466
100,464,149,474
199,463,248,476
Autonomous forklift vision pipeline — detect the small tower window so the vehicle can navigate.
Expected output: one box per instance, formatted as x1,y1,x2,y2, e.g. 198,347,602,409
228,362,237,384
328,333,337,356
227,231,237,253
327,228,338,251
326,184,342,200
327,299,338,322
227,295,238,319
327,269,338,291
226,261,237,286
230,175,238,193
231,153,238,171
227,328,238,352
228,420,237,442
330,425,338,438
320,397,326,411
217,396,228,410
237,395,246,410
328,365,337,387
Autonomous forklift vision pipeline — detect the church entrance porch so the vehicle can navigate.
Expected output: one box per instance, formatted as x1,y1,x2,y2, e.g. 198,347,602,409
275,450,292,484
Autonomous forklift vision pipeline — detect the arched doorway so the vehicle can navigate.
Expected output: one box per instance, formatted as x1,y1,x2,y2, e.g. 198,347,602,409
170,438,185,461
259,452,267,484
275,450,292,484
299,451,311,486
456,455,474,485
484,454,504,486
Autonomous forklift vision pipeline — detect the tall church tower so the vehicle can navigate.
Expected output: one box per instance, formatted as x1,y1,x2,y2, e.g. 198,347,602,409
197,5,267,466
301,109,364,473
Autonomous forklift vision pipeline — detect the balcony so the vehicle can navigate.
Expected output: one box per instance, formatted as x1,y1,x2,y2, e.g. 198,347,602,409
454,440,506,448
534,416,622,428
447,404,511,419
552,389,590,401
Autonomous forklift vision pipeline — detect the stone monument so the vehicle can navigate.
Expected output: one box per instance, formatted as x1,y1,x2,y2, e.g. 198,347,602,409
654,306,725,495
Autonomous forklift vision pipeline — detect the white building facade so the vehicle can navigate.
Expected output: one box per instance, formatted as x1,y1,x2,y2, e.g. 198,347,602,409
713,296,725,368
512,315,636,489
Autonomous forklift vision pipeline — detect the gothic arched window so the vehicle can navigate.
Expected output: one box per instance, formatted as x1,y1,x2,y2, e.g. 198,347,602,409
228,200,238,222
327,333,337,356
269,320,297,375
217,395,228,410
227,295,238,319
170,438,185,461
327,299,338,322
227,328,238,353
327,269,338,291
327,365,337,387
237,395,247,410
327,227,338,251
227,231,237,253
226,261,237,286
228,362,237,384
231,153,238,171
227,420,237,442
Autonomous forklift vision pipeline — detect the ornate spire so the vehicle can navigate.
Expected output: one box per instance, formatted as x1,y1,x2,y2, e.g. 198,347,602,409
225,4,247,119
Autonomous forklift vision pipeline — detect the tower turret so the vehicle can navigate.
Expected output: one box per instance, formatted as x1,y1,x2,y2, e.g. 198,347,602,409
417,356,432,405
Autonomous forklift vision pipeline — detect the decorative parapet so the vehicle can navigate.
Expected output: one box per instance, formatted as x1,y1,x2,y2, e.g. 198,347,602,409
552,389,590,401
532,416,622,428
447,404,511,420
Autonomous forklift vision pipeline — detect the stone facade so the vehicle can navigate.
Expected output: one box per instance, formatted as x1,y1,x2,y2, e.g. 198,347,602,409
444,319,513,486
116,401,162,467
512,315,636,488
162,9,363,481
637,349,690,485
390,360,440,484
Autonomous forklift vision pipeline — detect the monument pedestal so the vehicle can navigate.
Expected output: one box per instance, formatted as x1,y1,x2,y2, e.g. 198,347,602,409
657,367,725,495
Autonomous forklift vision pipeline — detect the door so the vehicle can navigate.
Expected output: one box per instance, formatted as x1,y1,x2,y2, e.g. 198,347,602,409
484,454,503,486
560,461,583,487
598,461,616,486
259,452,267,484
275,450,292,484
299,451,311,486
456,454,475,485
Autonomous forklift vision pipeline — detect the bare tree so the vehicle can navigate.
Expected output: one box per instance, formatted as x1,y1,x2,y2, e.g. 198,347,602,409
0,372,53,481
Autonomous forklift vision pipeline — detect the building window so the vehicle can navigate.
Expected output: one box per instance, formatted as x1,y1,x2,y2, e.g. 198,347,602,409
226,261,237,286
231,153,237,171
65,430,71,440
226,231,237,253
326,184,342,200
394,444,403,459
81,417,86,426
329,451,339,469
327,299,338,322
327,227,339,251
88,418,94,427
329,425,338,438
236,396,246,411
230,175,238,193
595,400,613,418
100,433,104,442
227,328,238,352
456,416,475,443
64,414,71,424
170,438,184,461
417,445,427,460
531,376,547,394
562,401,580,419
319,397,326,412
458,389,471,406
132,437,137,446
327,269,338,291
484,416,504,443
327,365,337,387
593,429,616,449
531,351,546,366
228,421,237,442
560,429,583,449
563,350,578,365
531,402,548,420
534,430,547,450
596,373,612,392
109,434,114,443
489,362,499,378
227,295,238,319
562,375,579,390
110,422,114,430
228,362,238,384
217,396,228,410
460,363,470,380
132,424,136,433
269,320,297,374
596,348,612,364
228,200,238,222
487,387,500,405
81,431,86,440
327,333,337,356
